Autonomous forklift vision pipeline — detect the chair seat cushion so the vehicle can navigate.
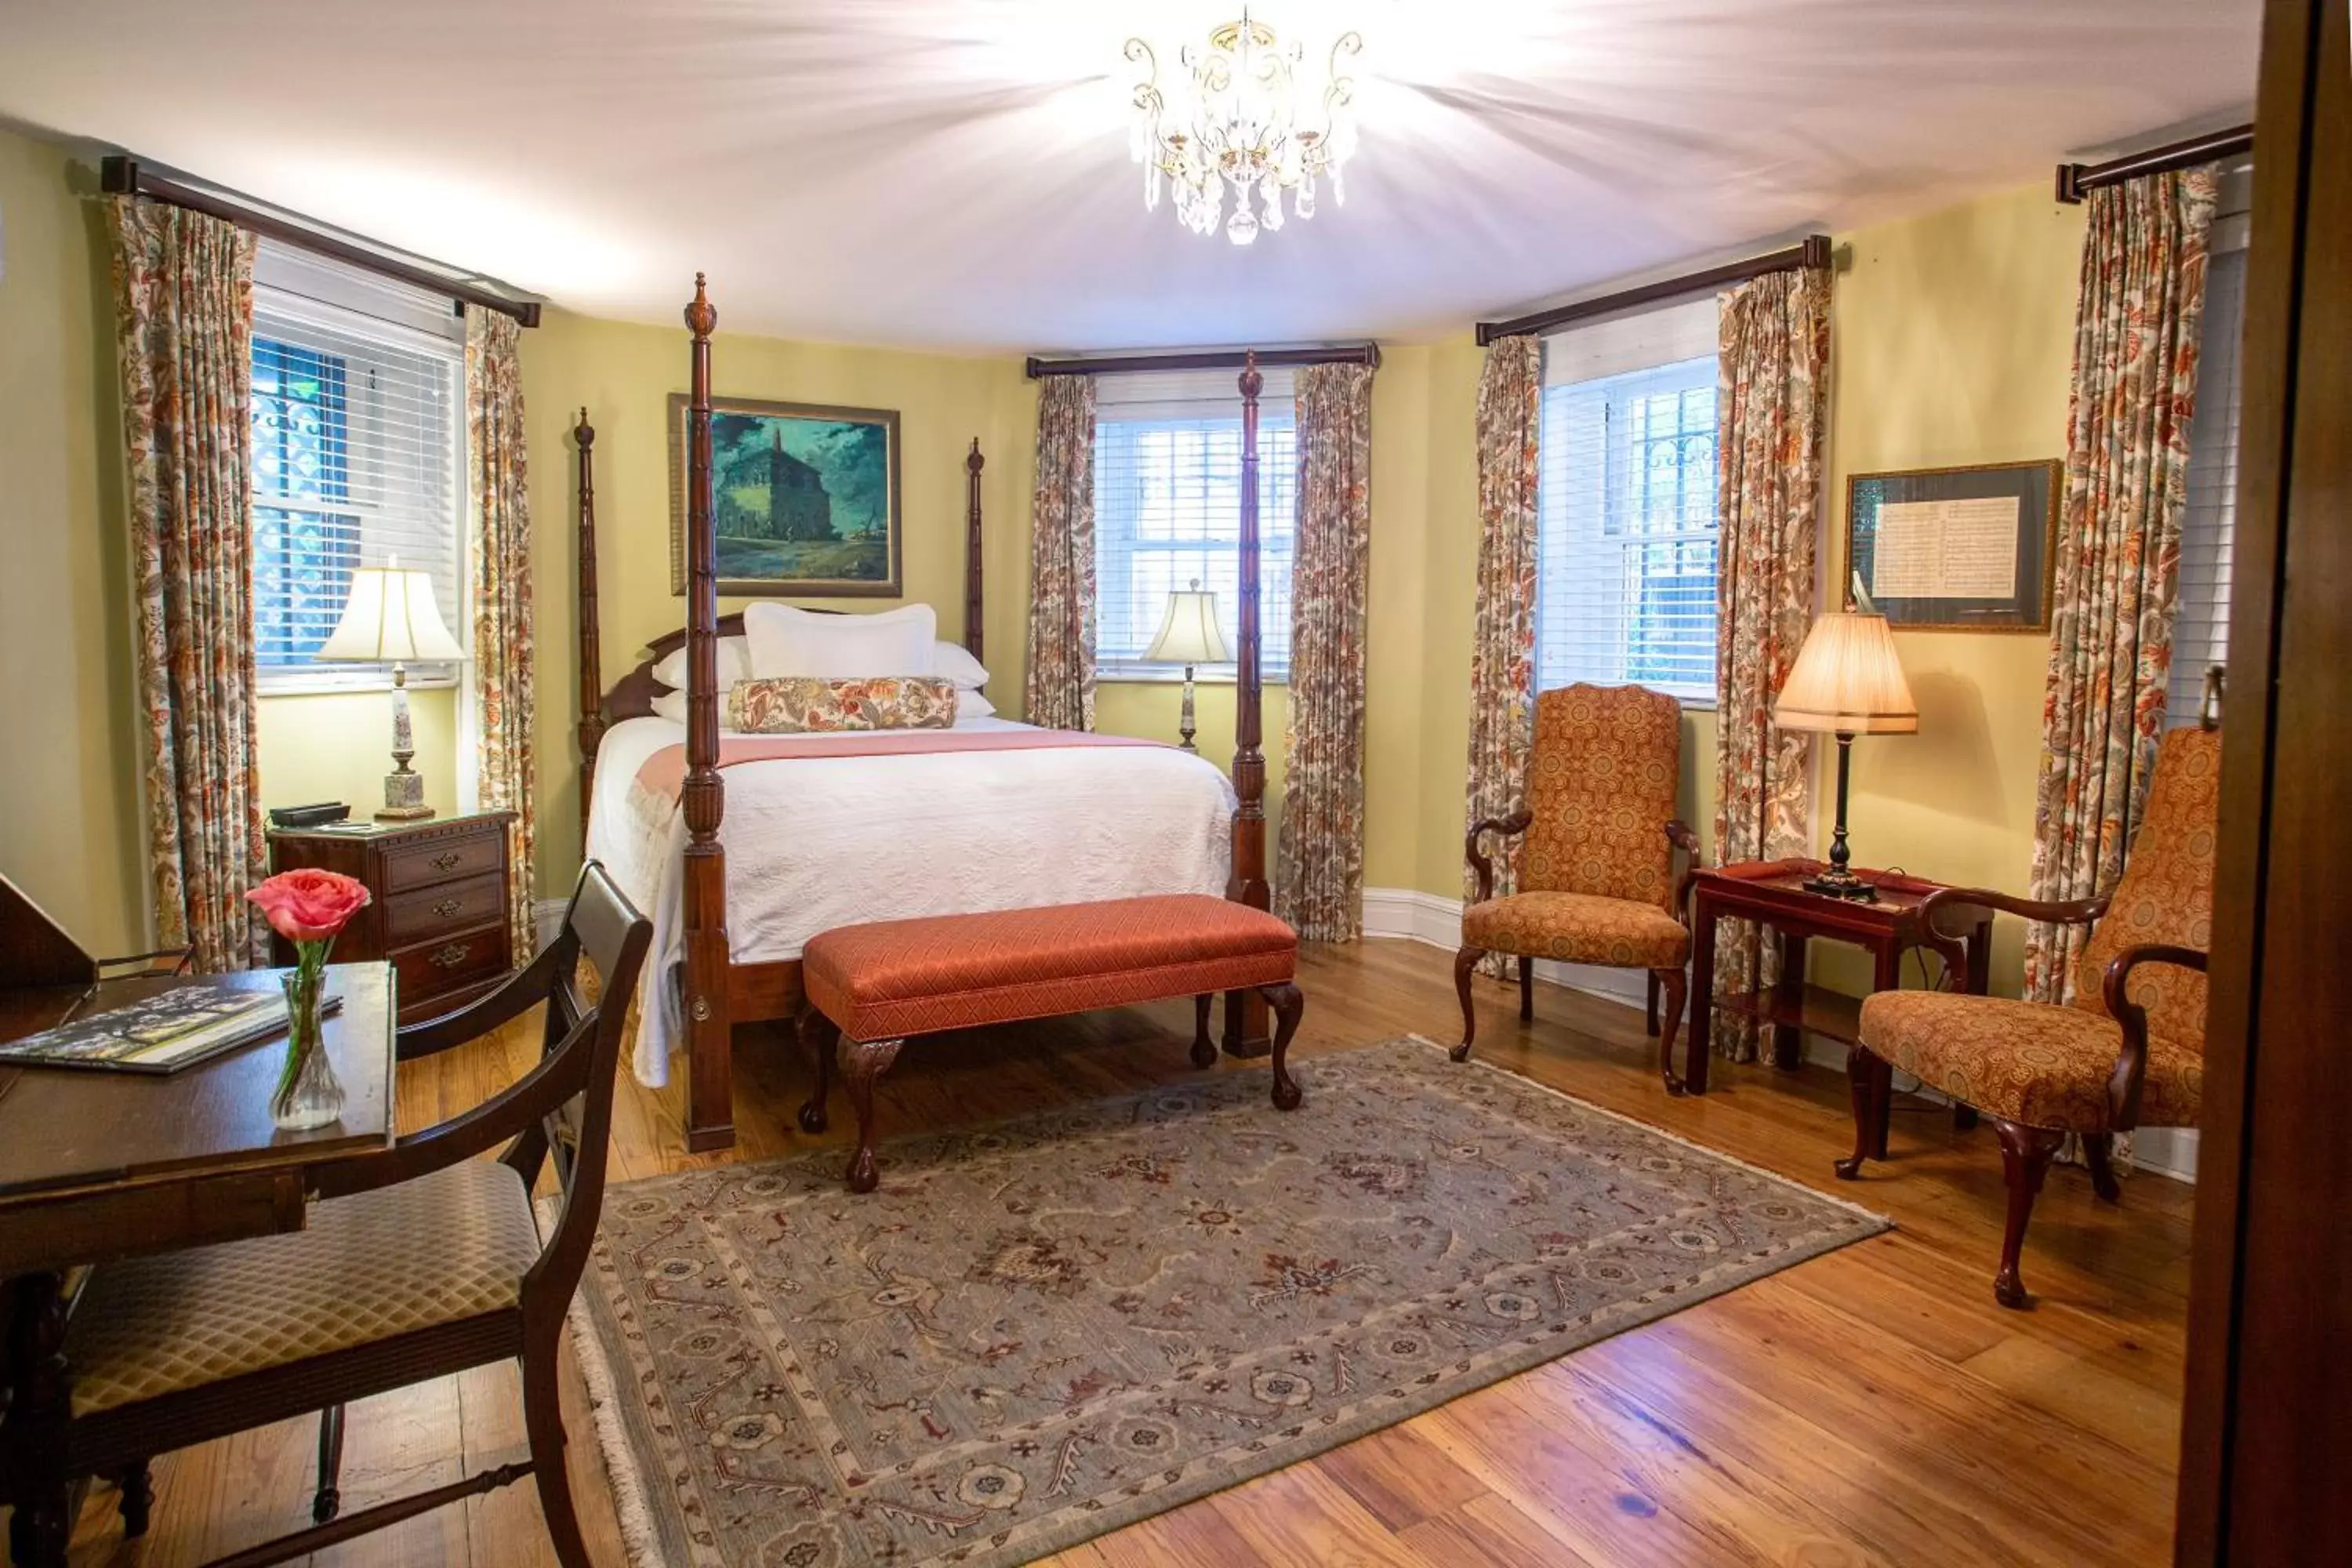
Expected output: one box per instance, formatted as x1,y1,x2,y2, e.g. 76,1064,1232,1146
1461,891,1690,971
802,894,1298,1042
1857,989,2203,1134
65,1159,543,1417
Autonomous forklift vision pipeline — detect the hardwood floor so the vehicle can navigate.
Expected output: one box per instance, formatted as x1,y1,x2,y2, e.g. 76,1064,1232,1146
40,938,2191,1566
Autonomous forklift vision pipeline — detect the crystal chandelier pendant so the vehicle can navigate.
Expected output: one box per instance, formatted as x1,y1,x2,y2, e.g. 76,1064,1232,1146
1127,10,1362,245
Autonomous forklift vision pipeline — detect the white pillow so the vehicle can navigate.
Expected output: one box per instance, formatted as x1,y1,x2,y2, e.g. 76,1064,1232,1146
744,602,936,679
956,688,996,722
931,641,990,691
651,634,752,691
649,688,687,724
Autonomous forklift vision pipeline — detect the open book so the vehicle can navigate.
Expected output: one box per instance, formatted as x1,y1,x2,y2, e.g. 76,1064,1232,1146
0,978,334,1075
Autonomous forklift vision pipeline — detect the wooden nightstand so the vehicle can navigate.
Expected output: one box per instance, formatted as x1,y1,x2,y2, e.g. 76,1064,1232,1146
267,811,516,1025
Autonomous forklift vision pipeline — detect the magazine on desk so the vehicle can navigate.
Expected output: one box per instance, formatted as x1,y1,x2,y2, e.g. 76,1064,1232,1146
0,978,339,1075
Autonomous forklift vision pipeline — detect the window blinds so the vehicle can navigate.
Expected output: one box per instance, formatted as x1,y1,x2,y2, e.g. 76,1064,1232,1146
1536,297,1722,704
251,241,466,693
1094,368,1297,677
2167,198,2250,730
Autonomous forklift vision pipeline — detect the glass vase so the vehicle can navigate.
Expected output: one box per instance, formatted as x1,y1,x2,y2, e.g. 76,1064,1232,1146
273,965,346,1131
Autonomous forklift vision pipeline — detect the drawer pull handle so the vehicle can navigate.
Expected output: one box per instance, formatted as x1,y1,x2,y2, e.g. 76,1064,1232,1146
431,851,464,872
430,942,472,970
432,897,464,918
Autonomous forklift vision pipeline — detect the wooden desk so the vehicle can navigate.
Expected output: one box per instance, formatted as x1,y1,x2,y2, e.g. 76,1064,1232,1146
1682,862,1992,1141
0,964,395,1568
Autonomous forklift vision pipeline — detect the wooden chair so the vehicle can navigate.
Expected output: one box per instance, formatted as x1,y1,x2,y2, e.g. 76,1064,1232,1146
1453,684,1704,1091
1846,727,2219,1308
56,862,651,1567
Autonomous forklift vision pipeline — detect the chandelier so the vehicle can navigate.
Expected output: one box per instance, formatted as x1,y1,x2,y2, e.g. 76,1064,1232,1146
1125,10,1363,245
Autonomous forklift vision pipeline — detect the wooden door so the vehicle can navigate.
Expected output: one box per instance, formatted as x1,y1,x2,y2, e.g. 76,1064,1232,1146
2176,0,2352,1558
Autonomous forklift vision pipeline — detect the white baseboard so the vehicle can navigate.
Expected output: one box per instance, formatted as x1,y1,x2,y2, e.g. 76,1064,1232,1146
1354,886,2196,1184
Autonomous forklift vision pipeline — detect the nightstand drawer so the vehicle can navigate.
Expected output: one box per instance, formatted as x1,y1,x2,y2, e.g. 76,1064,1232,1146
383,830,503,894
384,873,506,946
389,924,510,1006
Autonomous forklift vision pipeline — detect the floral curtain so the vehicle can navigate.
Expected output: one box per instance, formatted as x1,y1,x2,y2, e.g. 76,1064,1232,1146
1025,375,1098,731
108,196,267,973
466,310,537,960
2024,169,2218,1004
1276,361,1374,942
1711,264,1830,1058
1462,335,1543,978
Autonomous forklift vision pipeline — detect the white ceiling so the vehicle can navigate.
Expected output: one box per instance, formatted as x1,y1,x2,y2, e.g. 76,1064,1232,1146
0,0,2259,353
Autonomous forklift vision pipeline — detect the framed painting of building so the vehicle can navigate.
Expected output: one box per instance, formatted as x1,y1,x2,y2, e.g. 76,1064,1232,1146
668,394,902,596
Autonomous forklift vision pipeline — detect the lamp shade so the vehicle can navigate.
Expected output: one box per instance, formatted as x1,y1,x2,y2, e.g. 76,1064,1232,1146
315,564,465,663
1773,612,1918,735
1143,582,1232,666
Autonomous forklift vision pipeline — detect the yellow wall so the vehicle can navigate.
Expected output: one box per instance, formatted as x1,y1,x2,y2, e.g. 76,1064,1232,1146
518,307,1027,897
255,688,459,815
0,129,147,954
1813,183,2086,996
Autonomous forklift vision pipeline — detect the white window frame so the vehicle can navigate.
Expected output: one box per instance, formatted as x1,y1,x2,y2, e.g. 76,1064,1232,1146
1534,297,1722,708
1091,368,1297,684
250,245,469,697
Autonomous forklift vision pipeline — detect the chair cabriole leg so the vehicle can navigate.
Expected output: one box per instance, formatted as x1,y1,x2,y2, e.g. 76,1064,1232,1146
1992,1118,2066,1308
118,1461,154,1537
796,1008,837,1134
1450,946,1483,1062
1835,1044,1886,1180
2083,1131,2124,1203
521,1335,592,1568
1653,966,1688,1095
1519,958,1535,1022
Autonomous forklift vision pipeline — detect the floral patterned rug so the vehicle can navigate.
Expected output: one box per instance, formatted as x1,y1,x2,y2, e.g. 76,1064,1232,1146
569,1036,1887,1567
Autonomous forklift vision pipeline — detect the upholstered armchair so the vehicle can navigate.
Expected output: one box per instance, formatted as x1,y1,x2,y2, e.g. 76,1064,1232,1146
1454,683,1702,1091
1846,725,2220,1308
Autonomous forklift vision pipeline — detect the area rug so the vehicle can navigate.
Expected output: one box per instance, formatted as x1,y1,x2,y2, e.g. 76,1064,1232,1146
569,1036,1887,1567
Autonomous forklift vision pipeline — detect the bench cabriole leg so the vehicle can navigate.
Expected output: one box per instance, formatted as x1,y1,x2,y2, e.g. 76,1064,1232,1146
1260,981,1304,1111
840,1034,904,1192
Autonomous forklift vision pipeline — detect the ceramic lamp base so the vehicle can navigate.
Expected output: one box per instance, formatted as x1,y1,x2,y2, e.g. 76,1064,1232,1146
376,766,434,822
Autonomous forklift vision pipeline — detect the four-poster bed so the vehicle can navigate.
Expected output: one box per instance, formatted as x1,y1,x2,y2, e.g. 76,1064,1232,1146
575,276,1276,1151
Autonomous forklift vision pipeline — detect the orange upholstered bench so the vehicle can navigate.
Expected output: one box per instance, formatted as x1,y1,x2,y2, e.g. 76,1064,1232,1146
796,894,1305,1191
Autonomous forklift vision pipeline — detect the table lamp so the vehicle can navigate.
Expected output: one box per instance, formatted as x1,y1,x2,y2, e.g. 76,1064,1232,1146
315,559,466,821
1143,579,1232,753
1773,606,1917,901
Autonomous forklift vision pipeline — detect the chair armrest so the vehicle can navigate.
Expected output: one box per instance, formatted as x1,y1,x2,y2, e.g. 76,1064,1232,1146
2101,943,2207,1131
1464,808,1534,906
1665,820,1704,921
1916,885,2111,934
395,940,574,1061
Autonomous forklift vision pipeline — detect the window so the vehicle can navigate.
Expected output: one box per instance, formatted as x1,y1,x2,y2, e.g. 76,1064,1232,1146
1535,297,1721,704
1094,369,1297,679
2167,176,2250,730
250,243,466,692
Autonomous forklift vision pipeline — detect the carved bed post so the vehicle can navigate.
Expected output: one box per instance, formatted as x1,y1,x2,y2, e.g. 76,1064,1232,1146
1224,351,1273,1058
964,437,985,659
680,274,735,1152
575,408,604,842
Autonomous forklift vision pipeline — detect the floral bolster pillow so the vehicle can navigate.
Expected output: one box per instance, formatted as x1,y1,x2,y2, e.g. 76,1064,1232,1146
726,675,960,734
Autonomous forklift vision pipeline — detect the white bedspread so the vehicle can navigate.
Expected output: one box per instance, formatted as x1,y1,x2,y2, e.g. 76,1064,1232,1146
585,715,1237,1086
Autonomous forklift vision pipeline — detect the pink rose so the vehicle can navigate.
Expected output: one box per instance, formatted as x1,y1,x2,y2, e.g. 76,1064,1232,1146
248,869,372,945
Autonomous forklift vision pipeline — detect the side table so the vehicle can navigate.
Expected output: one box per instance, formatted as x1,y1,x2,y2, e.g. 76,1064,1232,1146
1682,860,1994,1156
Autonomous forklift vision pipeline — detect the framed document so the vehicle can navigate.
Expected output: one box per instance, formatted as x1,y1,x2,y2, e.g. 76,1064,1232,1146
1847,461,2062,632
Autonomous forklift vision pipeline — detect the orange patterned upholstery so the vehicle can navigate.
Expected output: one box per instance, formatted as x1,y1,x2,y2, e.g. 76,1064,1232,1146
1858,989,2203,1132
2070,725,2221,1050
1519,684,1682,909
803,894,1298,1042
1857,727,2220,1134
1462,891,1690,970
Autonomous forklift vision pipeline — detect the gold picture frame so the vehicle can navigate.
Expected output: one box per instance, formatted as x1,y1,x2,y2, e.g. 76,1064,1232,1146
668,393,903,597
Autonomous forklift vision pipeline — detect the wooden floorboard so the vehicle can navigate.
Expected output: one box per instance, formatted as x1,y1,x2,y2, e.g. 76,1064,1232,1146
42,938,2188,1566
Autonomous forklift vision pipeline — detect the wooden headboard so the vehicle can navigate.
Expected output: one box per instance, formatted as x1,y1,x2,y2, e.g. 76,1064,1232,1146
573,426,986,828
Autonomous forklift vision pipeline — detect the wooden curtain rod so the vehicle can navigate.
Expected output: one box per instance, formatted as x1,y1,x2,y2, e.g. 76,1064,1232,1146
2054,124,2254,204
99,155,543,327
1025,344,1380,378
1475,234,1831,347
